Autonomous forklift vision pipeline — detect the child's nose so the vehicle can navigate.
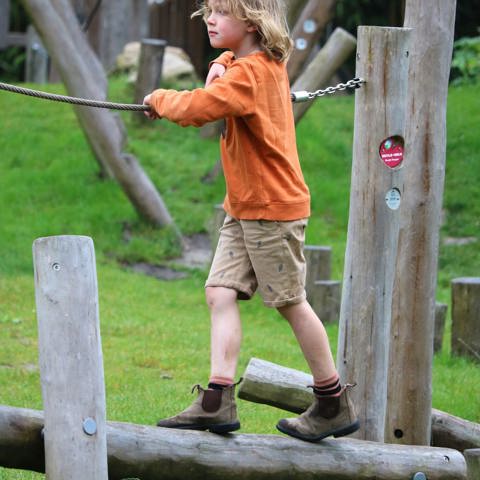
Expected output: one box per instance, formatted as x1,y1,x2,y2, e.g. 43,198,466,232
207,13,215,24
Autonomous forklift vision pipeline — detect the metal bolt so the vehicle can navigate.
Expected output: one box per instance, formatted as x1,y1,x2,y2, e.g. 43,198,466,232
52,263,61,271
83,417,97,435
412,473,427,480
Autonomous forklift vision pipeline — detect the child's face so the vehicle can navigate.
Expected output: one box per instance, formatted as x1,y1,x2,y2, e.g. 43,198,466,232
206,1,257,54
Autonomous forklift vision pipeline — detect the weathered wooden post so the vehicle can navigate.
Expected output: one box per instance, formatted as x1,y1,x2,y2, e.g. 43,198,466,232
465,449,480,480
304,245,331,291
310,280,341,323
434,302,447,353
33,235,108,479
0,0,9,49
337,26,411,442
134,38,167,123
286,0,308,28
386,0,457,446
292,27,356,124
25,25,48,83
287,0,337,84
451,278,480,362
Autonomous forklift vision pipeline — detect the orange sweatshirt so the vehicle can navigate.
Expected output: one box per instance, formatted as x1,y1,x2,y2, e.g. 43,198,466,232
149,50,310,221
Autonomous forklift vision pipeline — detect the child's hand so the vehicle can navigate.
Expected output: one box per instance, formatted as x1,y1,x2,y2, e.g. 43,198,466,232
205,63,226,87
143,94,160,120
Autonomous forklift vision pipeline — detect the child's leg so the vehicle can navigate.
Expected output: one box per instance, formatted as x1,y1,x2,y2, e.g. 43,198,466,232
206,286,242,384
277,299,337,383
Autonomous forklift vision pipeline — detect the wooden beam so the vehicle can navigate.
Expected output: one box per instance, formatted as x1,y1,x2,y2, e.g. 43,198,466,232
33,236,108,479
337,26,411,442
238,358,480,452
0,405,468,480
386,0,458,446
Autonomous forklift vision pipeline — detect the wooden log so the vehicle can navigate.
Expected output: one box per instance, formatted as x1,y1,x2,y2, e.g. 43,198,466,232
434,302,447,353
386,0,458,446
0,405,468,480
465,449,480,480
134,38,167,123
451,278,480,362
33,236,108,479
238,358,480,452
0,0,9,49
337,26,411,442
287,0,337,84
304,245,331,301
20,0,179,232
287,0,308,28
292,27,356,124
432,409,480,452
310,280,341,323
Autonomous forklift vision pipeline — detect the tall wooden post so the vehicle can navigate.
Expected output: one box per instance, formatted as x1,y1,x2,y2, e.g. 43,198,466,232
292,27,356,124
33,236,108,479
385,0,457,446
0,0,10,49
337,26,411,442
287,0,337,84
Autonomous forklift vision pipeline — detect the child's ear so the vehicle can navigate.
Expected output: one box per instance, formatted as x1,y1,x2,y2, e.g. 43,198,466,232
246,22,258,33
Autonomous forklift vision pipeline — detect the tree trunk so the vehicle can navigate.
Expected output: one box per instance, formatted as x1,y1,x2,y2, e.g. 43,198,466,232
386,0,457,446
0,405,468,480
337,26,411,442
20,0,179,231
292,27,356,124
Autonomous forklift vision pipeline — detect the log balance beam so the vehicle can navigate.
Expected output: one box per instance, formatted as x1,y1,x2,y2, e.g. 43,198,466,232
0,404,467,480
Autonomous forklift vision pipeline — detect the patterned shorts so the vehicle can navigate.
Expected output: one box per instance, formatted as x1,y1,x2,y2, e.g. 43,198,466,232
205,215,308,308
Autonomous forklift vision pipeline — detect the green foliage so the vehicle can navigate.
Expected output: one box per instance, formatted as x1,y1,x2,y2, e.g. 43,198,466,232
451,36,480,86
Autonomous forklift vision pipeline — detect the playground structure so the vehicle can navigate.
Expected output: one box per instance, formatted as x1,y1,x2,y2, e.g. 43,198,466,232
1,0,480,479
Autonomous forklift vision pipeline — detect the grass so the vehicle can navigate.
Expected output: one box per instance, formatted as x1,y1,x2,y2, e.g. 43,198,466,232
0,78,479,479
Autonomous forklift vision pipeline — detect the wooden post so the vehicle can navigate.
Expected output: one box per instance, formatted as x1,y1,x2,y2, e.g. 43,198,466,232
292,27,356,124
134,38,167,123
310,280,341,323
33,236,108,479
0,0,9,49
25,25,49,83
287,0,308,28
208,204,226,253
434,302,447,353
304,245,331,299
287,0,337,84
337,26,411,442
386,0,457,446
465,449,480,480
451,278,480,361
0,405,469,480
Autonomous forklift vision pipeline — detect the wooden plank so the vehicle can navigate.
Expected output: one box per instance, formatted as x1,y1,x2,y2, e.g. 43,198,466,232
292,27,356,124
33,235,108,479
386,0,458,446
337,26,411,442
0,404,468,480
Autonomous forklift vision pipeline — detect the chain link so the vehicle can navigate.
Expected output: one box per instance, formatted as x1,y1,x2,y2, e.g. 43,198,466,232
291,78,365,103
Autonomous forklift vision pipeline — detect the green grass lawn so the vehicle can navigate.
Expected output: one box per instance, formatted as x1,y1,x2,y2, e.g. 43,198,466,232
0,79,479,479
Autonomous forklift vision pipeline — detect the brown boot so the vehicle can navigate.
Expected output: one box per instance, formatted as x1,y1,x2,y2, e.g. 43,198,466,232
276,384,359,442
156,383,240,433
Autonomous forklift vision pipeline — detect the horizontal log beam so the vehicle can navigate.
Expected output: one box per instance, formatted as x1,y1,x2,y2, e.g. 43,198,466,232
238,358,480,451
0,404,467,480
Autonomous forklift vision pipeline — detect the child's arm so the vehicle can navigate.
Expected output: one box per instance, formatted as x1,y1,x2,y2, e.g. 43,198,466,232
205,51,234,87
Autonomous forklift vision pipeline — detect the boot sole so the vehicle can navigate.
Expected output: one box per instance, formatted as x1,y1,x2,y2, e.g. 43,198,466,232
276,419,360,443
161,421,241,434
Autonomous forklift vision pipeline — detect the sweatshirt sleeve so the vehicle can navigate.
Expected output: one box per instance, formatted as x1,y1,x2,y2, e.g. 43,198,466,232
208,50,235,70
149,60,257,127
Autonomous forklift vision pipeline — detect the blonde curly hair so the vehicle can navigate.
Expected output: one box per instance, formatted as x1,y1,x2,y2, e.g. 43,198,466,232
192,0,293,62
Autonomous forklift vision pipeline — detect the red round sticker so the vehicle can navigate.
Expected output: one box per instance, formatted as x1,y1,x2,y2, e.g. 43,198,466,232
379,136,404,169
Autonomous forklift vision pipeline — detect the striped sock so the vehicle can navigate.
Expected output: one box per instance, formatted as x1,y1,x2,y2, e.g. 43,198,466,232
208,376,234,390
313,373,342,397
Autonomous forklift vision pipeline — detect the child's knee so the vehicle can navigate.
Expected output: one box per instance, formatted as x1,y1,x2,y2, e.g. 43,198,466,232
205,286,237,310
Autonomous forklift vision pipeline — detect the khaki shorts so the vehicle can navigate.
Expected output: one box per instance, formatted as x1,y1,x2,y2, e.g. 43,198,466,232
205,215,308,308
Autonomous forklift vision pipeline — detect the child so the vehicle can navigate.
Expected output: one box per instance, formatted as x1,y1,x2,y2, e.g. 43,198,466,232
143,0,359,442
